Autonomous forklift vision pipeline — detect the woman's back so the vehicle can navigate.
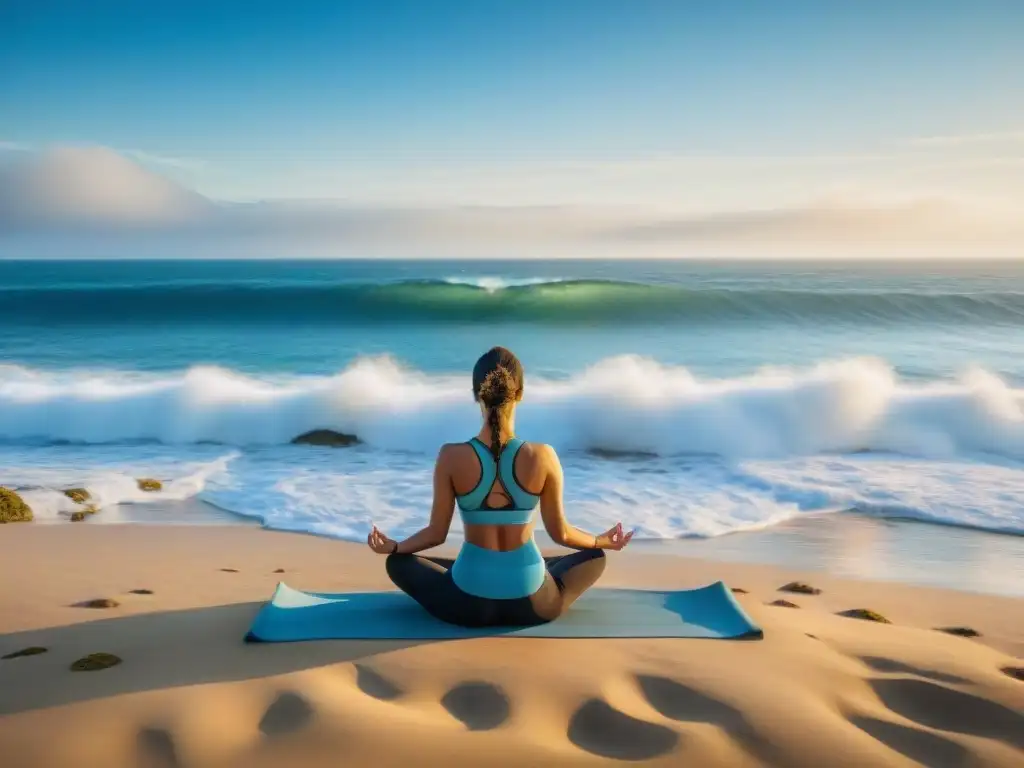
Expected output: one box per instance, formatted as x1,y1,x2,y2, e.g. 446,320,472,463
369,345,631,628
444,438,549,552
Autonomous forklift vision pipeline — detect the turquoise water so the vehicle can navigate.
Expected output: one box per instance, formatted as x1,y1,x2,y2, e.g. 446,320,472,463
6,259,1024,377
4,258,1024,545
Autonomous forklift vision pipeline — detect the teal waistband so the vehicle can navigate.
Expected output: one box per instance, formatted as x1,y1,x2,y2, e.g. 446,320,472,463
450,539,546,599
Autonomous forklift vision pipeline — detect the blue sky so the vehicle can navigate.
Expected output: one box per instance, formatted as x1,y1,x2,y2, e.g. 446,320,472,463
2,1,1023,212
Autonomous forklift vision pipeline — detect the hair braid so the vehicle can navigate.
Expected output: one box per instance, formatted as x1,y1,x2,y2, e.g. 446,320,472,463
472,347,525,459
487,404,504,460
477,365,516,458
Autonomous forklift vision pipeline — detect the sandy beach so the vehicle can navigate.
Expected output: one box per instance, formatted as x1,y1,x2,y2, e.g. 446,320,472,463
0,525,1020,768
6,1,1024,765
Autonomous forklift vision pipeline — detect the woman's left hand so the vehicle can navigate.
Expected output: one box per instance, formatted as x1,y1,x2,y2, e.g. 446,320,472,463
367,524,398,555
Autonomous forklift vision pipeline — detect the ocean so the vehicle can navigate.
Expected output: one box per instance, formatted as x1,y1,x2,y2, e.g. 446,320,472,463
3,258,1024,591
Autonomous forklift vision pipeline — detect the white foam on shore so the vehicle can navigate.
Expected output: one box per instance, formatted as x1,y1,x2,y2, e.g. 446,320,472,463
2,442,1023,537
4,450,235,520
197,450,1024,539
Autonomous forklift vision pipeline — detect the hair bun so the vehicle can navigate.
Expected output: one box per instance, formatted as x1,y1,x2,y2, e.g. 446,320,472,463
477,366,515,408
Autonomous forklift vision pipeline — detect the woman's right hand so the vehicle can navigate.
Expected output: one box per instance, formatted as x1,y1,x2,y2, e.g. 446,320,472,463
596,522,634,551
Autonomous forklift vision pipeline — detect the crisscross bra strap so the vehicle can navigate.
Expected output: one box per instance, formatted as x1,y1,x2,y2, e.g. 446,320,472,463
456,438,538,525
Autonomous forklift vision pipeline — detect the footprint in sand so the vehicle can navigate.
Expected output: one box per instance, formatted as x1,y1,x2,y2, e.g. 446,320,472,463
636,674,745,728
354,663,405,701
259,691,315,737
567,698,678,761
858,656,970,686
869,678,1024,751
849,716,968,768
137,727,179,768
1001,666,1023,682
635,674,769,761
441,681,510,731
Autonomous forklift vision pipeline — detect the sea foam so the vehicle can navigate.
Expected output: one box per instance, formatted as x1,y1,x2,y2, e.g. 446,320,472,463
1,356,1023,461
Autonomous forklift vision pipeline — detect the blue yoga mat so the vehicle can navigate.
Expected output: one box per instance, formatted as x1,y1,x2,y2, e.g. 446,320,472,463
245,581,762,641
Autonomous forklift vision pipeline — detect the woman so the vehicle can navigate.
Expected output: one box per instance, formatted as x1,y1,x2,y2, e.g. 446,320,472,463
367,346,633,627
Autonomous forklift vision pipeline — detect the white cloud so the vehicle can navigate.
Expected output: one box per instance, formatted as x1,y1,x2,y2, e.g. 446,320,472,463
609,195,1023,245
0,145,1021,259
1,140,203,169
0,145,211,226
203,141,1024,212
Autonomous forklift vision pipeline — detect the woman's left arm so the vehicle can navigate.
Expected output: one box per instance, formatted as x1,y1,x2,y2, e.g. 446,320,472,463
369,446,456,555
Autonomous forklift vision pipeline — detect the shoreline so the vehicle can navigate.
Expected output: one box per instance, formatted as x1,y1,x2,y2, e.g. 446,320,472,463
48,497,1024,598
1,525,1022,767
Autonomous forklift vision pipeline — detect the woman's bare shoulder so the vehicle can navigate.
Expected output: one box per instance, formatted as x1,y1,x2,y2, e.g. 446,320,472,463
438,442,472,459
520,441,558,465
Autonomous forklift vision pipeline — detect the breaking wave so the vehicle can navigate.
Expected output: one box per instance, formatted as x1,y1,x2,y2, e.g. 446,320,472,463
3,356,1024,461
6,277,1024,325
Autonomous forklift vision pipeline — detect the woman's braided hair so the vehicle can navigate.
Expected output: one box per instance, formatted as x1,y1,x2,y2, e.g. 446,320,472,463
472,347,524,459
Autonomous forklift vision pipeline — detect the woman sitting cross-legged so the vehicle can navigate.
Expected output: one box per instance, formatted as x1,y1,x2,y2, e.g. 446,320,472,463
367,346,634,628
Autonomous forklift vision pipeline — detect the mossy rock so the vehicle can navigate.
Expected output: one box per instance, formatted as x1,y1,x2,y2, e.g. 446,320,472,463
74,598,120,609
770,599,800,608
2,646,48,660
935,626,981,638
70,505,99,521
0,487,33,523
779,581,821,595
70,653,122,672
1002,666,1023,681
136,478,163,492
838,608,891,624
291,429,360,447
63,488,91,504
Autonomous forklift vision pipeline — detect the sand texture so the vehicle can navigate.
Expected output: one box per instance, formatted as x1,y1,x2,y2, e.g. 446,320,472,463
0,525,1021,768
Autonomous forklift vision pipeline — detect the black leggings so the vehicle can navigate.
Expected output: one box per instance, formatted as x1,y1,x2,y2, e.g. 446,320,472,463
385,548,607,628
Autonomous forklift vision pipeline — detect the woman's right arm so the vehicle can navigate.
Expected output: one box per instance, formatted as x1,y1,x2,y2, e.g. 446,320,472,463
538,445,633,550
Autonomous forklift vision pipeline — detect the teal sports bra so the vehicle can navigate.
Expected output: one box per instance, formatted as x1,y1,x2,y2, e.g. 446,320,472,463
452,437,545,599
456,437,539,525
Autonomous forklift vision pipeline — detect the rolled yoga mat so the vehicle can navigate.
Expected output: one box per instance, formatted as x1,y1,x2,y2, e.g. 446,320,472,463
246,581,763,641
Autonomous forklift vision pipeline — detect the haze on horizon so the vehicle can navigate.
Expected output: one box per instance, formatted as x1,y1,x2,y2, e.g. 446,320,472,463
1,0,1022,259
